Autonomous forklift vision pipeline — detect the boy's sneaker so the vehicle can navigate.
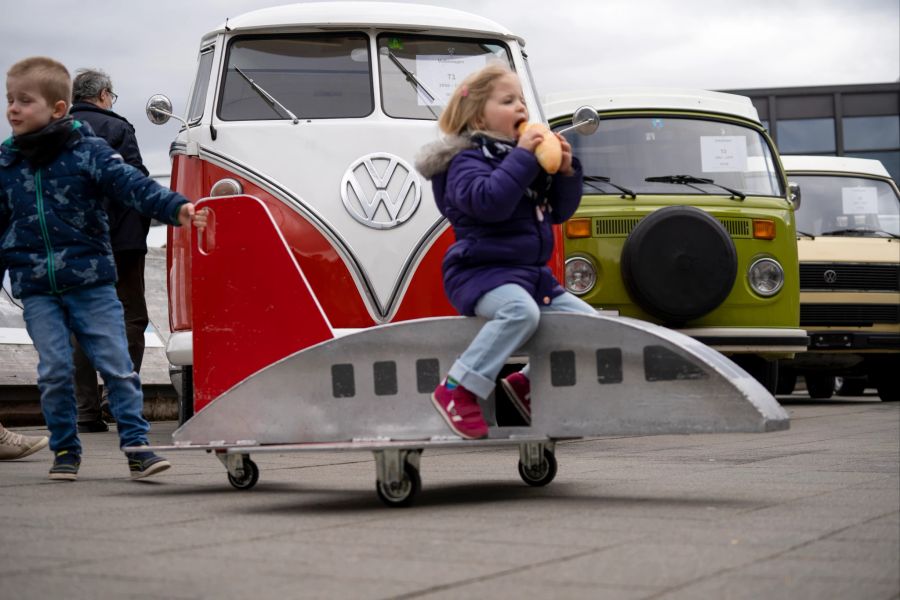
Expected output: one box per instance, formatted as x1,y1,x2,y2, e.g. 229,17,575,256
127,451,171,480
501,371,532,424
0,427,49,460
49,450,81,481
431,381,489,440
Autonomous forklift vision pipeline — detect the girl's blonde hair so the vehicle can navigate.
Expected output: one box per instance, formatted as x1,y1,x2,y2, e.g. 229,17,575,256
7,56,72,107
438,61,517,136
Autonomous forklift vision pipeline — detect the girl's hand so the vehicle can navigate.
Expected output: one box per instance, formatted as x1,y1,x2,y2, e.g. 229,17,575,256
517,127,544,153
557,133,575,176
177,203,209,229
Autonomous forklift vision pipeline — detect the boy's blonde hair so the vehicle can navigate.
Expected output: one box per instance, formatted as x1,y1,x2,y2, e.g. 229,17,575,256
438,62,516,136
7,57,72,107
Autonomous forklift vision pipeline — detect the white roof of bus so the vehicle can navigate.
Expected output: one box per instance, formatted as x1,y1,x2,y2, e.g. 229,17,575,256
544,89,760,123
781,155,892,179
208,2,519,41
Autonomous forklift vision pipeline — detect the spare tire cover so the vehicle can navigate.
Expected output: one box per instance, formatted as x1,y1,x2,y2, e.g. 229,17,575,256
621,205,737,324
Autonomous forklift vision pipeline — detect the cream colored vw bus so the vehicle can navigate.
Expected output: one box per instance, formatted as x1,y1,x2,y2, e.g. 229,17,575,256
778,156,899,401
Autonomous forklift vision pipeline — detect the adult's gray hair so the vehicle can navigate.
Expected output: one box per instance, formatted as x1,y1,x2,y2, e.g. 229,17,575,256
72,68,113,103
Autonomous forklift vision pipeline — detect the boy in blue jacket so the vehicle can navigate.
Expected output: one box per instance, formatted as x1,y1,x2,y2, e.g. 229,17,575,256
1,56,206,480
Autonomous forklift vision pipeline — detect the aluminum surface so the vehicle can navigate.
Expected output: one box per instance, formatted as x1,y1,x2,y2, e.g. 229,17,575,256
173,314,789,446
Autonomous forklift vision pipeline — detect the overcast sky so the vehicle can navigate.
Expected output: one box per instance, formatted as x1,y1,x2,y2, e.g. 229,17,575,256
2,0,898,175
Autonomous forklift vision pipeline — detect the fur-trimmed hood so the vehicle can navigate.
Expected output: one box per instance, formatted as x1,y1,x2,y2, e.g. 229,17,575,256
414,134,475,180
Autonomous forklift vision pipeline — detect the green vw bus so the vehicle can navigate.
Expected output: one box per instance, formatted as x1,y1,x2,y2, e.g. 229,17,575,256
547,89,807,392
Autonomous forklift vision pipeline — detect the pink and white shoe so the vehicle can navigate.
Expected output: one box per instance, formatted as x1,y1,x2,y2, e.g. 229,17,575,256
501,371,531,424
431,381,489,439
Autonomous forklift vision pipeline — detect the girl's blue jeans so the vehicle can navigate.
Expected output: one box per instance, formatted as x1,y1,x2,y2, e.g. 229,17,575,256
22,284,150,454
448,284,596,399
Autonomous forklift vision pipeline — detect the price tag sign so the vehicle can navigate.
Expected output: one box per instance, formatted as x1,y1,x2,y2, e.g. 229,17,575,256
700,136,748,172
841,187,878,214
415,55,487,106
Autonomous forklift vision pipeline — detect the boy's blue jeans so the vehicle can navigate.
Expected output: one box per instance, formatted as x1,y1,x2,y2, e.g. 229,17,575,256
22,284,150,454
448,284,596,399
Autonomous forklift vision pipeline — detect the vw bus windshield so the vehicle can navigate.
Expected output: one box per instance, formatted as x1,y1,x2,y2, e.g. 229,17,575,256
218,34,373,121
791,175,900,237
377,34,512,120
559,117,784,198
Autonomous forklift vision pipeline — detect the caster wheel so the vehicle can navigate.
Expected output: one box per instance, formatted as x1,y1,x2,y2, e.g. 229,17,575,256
518,448,557,487
376,462,421,507
227,457,259,490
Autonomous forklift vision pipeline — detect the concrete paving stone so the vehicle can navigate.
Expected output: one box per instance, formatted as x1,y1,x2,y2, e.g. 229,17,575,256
738,556,900,584
502,541,776,589
658,572,899,600
782,539,900,564
416,578,661,600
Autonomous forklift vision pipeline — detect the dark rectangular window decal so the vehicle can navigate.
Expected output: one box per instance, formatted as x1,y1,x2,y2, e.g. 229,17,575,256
550,350,576,387
643,345,707,381
373,361,398,396
596,348,623,384
416,359,440,394
331,364,355,397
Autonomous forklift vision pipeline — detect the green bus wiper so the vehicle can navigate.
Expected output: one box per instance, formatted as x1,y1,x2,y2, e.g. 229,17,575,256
584,175,636,199
645,174,746,200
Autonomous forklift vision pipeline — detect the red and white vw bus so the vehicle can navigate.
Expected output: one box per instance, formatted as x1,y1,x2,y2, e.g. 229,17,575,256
147,2,563,418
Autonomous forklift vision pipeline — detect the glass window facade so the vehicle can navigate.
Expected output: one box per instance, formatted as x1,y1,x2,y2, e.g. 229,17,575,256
843,115,900,151
776,118,836,153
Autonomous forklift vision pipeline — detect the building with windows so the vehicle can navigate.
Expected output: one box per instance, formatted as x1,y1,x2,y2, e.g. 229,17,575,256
723,83,899,182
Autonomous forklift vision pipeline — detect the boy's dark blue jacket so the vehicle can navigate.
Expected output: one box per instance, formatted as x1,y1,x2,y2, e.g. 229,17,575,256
416,133,583,316
0,119,187,298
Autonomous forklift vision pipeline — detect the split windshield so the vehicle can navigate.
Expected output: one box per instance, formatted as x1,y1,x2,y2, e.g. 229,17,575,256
558,117,784,197
791,175,900,237
217,33,512,121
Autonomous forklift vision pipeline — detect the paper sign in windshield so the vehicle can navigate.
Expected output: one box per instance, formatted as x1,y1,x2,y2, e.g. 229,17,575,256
415,55,487,106
841,187,878,214
700,136,748,172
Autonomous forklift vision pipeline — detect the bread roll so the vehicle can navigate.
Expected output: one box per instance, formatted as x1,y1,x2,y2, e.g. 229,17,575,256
517,122,562,174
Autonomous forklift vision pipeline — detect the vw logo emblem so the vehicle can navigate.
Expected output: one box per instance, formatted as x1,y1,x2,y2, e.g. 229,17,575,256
823,269,838,284
340,153,421,230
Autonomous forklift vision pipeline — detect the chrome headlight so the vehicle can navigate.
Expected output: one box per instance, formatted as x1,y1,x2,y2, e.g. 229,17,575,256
748,257,784,296
209,178,243,197
565,257,597,295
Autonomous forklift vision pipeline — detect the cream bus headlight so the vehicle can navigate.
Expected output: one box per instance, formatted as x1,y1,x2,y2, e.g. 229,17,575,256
748,257,784,297
565,257,597,295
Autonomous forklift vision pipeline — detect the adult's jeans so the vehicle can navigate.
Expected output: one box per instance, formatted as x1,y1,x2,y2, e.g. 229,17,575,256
448,284,596,398
73,251,148,421
23,285,150,454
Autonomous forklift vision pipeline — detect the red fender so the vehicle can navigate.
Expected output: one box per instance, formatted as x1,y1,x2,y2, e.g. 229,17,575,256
191,195,334,411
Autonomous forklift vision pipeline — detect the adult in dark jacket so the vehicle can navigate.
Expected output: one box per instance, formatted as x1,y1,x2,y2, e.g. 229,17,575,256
69,69,152,433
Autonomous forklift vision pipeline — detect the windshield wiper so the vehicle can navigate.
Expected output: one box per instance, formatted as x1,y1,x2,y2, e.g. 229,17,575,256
645,174,746,200
822,227,900,239
233,67,299,124
796,230,816,239
380,48,439,118
584,175,636,199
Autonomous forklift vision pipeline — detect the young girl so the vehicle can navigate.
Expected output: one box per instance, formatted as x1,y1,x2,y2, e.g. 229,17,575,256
415,63,596,439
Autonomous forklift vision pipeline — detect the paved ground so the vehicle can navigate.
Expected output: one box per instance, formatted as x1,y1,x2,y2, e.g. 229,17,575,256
1,396,897,600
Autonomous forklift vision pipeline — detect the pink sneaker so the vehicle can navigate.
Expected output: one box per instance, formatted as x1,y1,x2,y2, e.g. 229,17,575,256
431,381,489,439
501,371,531,423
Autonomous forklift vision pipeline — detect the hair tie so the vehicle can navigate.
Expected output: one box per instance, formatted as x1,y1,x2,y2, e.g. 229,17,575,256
460,85,469,98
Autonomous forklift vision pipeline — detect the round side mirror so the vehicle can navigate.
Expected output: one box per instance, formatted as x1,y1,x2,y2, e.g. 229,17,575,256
146,94,174,125
571,106,600,136
788,181,801,210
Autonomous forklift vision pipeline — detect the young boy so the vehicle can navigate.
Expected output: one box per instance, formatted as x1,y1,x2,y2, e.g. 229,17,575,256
1,56,206,481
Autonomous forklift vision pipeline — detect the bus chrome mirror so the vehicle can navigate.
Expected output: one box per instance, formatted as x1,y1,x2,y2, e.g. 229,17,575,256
788,181,801,210
557,106,600,136
146,94,174,125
